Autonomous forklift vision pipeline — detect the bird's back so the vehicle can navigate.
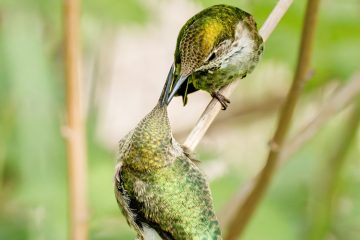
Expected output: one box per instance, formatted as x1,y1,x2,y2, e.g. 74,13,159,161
120,153,221,239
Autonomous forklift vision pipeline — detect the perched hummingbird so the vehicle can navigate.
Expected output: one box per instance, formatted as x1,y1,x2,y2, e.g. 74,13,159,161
114,71,221,239
165,4,263,110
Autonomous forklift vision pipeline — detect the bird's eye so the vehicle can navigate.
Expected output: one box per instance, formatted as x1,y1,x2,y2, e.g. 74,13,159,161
207,52,216,62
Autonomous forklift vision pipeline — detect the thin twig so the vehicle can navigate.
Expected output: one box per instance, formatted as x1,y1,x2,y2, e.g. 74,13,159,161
175,95,284,140
224,0,321,238
219,72,360,228
64,0,88,239
183,0,294,151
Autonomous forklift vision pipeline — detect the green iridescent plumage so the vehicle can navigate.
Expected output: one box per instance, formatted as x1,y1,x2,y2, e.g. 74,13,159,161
166,4,263,109
114,78,221,239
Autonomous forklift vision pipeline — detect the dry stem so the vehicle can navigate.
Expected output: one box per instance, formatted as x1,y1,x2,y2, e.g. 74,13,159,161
224,0,321,238
64,0,88,239
219,72,360,229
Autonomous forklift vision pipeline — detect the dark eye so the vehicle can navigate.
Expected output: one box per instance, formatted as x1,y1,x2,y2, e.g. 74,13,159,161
207,52,216,62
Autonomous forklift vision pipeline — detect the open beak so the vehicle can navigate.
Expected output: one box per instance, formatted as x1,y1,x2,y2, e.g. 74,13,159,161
166,74,189,105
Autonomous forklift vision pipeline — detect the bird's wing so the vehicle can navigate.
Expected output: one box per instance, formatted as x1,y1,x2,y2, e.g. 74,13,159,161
114,163,144,238
115,164,175,240
130,156,221,239
127,189,176,240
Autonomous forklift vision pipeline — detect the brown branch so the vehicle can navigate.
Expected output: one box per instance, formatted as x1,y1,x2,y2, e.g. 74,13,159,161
183,0,294,151
174,94,284,140
224,0,321,239
64,0,88,239
219,72,360,229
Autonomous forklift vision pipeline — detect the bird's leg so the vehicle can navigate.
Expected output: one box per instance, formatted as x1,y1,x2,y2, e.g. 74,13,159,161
211,91,230,110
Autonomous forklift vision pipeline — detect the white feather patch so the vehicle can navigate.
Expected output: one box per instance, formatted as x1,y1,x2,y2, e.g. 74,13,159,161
143,226,162,240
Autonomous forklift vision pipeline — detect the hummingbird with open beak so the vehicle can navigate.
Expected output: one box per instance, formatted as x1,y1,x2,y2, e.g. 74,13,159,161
114,69,221,239
165,4,263,110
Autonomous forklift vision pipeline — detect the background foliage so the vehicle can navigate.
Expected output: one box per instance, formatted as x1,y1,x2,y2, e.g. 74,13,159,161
0,0,359,239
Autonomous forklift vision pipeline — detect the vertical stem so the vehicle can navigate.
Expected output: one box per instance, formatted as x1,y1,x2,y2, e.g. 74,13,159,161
64,0,88,239
224,0,321,239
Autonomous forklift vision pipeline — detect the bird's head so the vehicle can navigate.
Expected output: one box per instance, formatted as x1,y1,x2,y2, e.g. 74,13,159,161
164,5,257,104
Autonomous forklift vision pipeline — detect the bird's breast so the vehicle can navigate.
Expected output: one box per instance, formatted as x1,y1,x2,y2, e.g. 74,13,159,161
192,24,262,92
220,23,261,73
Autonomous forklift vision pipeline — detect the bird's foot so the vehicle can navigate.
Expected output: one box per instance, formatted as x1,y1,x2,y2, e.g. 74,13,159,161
211,91,230,110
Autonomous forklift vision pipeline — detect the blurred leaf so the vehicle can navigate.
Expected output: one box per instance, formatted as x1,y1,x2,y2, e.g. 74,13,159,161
2,12,67,240
83,0,148,24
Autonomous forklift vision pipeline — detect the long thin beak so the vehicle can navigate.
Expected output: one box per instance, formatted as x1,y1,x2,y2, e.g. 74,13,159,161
159,64,175,106
166,74,189,104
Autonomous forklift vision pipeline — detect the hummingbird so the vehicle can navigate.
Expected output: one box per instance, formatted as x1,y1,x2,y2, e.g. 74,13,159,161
165,4,263,110
114,70,221,239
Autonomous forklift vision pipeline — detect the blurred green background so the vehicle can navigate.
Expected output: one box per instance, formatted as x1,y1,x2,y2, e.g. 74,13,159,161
0,0,359,239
